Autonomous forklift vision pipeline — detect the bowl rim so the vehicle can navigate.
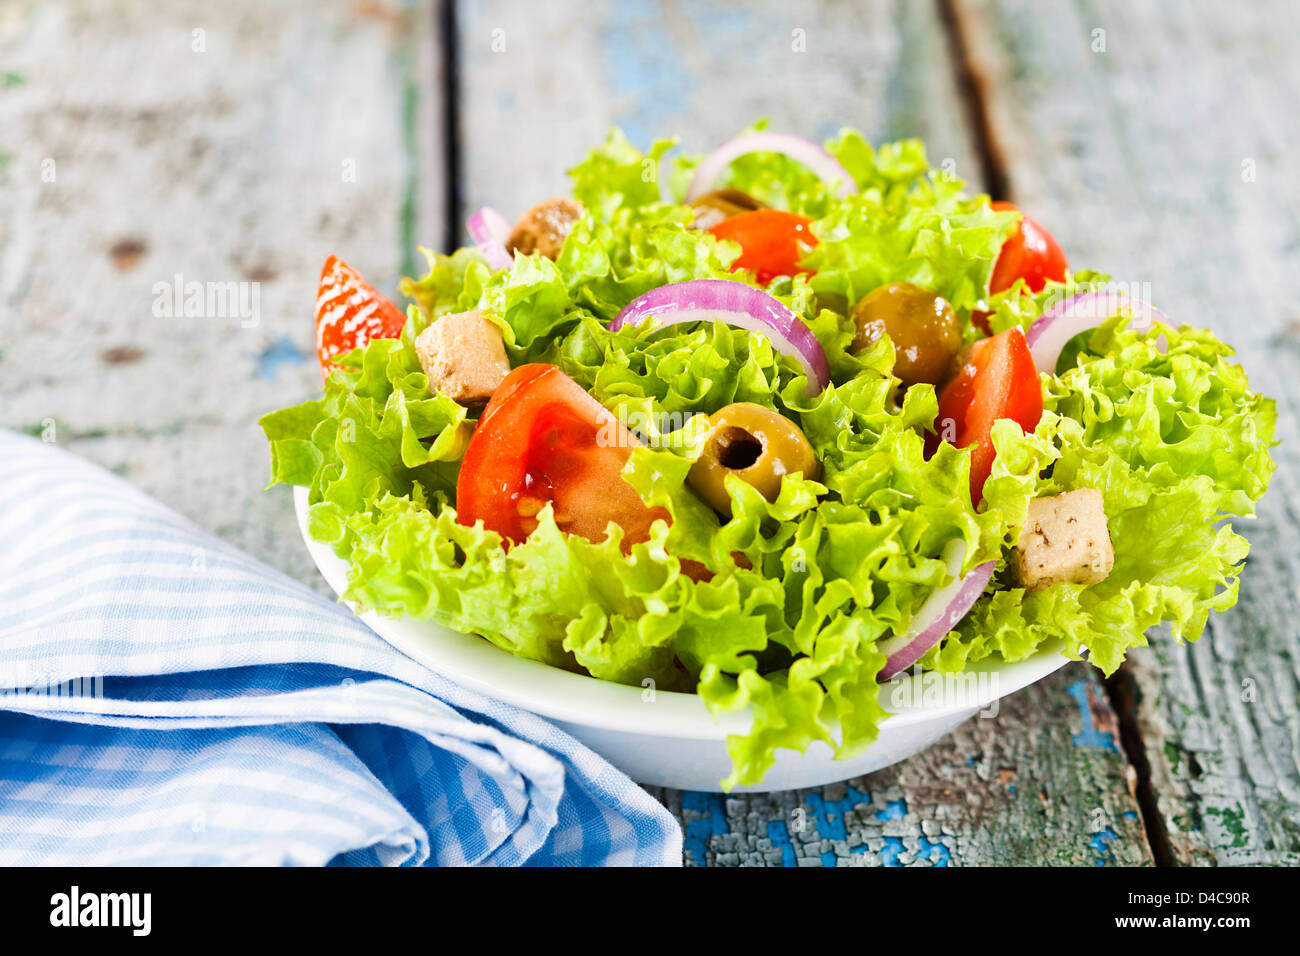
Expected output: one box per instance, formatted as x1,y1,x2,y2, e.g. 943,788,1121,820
294,485,1071,740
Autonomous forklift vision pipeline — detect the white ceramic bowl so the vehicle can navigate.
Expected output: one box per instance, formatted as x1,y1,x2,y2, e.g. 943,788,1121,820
294,486,1070,792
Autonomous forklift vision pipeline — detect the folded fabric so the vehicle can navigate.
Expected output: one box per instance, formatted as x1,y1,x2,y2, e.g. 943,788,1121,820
0,430,682,866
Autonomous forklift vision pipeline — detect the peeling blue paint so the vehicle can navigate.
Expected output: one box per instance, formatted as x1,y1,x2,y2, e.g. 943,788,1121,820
919,836,950,866
881,836,906,867
767,820,797,867
820,851,838,867
805,783,874,840
691,2,752,40
1089,827,1119,866
682,790,729,833
1067,679,1118,751
601,0,694,147
875,798,907,822
1122,810,1138,820
256,335,307,381
681,790,729,864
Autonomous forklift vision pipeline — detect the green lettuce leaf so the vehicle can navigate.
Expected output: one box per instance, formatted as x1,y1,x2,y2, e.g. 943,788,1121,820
927,317,1276,676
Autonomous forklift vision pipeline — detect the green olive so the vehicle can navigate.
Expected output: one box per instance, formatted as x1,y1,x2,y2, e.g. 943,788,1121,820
688,403,820,514
689,188,766,230
851,282,962,387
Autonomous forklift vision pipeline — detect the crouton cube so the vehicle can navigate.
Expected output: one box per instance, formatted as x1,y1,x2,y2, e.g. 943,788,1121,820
1014,488,1115,590
414,310,510,405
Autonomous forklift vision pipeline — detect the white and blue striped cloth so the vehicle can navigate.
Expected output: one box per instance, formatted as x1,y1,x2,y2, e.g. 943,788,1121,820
0,430,682,866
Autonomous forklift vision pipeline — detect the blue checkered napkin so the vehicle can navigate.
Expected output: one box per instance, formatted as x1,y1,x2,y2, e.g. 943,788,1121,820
0,430,681,866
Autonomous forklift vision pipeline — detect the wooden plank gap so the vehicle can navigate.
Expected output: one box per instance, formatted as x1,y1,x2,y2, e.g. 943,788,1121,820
935,0,1011,200
436,0,463,253
1105,664,1179,866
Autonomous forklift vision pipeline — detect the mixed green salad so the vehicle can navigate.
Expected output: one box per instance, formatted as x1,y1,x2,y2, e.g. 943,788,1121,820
261,125,1276,788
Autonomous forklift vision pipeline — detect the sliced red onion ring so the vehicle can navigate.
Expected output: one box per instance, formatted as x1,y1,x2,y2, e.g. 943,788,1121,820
685,132,858,203
610,279,831,396
467,207,513,271
1026,290,1169,374
877,539,995,681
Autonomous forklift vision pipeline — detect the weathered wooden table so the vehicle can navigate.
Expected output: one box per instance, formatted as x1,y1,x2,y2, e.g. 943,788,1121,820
2,0,1296,866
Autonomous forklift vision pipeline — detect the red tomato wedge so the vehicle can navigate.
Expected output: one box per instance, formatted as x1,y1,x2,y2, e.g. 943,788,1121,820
709,209,818,286
974,201,1068,334
456,364,669,547
315,255,408,380
928,327,1043,504
989,201,1068,296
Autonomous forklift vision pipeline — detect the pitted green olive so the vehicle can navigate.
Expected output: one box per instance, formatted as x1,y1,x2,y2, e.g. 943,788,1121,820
688,403,820,514
689,188,766,230
851,282,962,387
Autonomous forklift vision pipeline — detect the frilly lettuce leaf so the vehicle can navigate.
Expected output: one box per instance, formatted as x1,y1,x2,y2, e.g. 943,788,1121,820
568,128,676,220
925,317,1276,676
